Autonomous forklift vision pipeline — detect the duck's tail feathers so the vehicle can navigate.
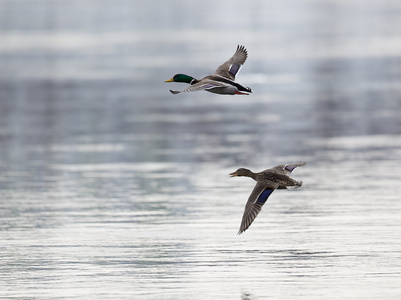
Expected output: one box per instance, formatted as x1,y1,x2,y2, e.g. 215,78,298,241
287,181,303,189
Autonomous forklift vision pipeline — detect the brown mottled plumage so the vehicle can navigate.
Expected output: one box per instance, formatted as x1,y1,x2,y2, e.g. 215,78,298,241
230,162,306,234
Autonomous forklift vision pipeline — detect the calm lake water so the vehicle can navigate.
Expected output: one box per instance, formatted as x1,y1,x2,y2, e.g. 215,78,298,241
1,0,401,299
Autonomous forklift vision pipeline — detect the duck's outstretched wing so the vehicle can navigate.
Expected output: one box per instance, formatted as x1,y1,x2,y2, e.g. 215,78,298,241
214,45,248,81
238,182,275,235
271,162,306,175
169,81,227,94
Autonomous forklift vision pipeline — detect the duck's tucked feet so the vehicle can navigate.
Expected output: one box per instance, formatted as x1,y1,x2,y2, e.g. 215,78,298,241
170,90,180,94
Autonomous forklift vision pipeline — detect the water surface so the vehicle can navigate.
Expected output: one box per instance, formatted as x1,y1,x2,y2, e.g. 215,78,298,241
1,0,401,299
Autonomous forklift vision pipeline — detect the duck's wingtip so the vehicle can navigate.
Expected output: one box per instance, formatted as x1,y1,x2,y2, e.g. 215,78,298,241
169,90,180,95
237,44,247,51
237,227,246,235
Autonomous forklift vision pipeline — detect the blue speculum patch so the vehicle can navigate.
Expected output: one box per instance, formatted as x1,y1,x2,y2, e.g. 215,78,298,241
256,189,274,205
229,64,240,76
285,165,295,172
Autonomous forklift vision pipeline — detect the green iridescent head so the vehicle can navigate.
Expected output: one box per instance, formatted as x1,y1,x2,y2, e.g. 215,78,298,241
165,74,194,84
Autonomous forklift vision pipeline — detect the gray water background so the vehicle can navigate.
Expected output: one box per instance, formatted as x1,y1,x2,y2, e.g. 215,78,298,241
0,0,401,299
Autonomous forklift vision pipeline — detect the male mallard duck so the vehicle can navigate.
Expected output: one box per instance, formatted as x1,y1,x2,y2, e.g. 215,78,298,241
230,162,306,234
165,45,252,95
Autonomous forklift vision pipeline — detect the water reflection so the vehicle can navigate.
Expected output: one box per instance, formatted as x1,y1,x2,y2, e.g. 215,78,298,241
241,290,255,300
310,57,401,138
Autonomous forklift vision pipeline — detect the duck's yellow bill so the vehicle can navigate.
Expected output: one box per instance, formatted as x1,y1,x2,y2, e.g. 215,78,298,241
164,78,174,82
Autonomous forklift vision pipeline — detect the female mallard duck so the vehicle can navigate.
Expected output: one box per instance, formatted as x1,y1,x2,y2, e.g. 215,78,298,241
230,162,306,234
165,45,252,95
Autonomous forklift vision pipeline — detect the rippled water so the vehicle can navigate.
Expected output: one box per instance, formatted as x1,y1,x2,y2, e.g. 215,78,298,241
1,0,401,299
